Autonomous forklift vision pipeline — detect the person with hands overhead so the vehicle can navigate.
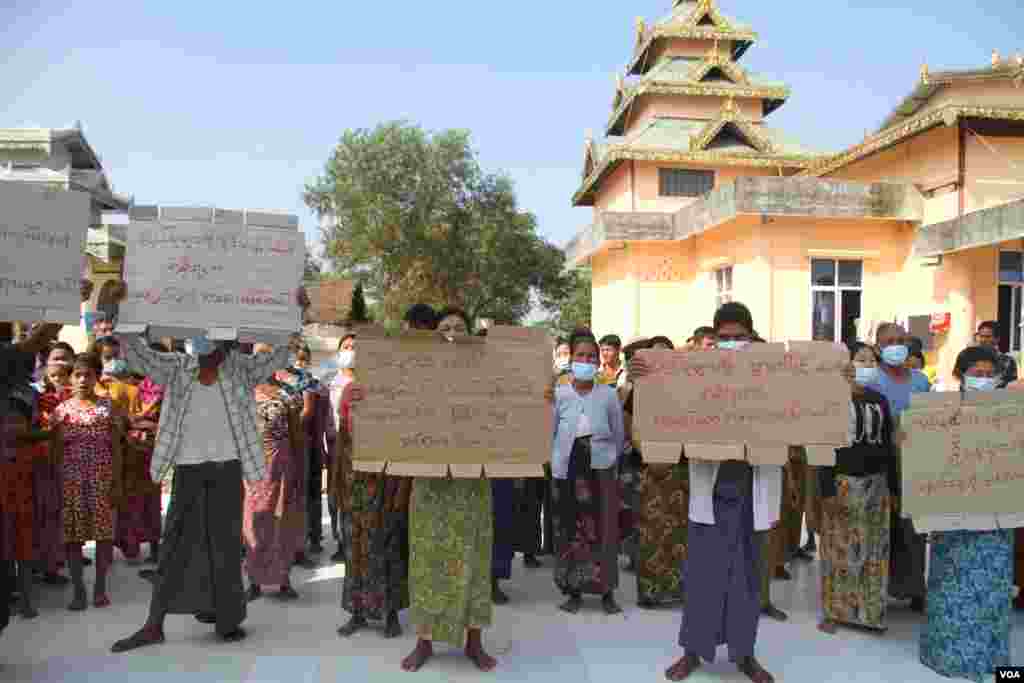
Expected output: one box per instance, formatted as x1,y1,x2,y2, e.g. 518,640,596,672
110,285,307,653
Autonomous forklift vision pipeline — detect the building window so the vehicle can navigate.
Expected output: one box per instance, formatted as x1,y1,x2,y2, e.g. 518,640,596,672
811,259,862,346
659,168,714,198
715,266,733,309
998,251,1023,353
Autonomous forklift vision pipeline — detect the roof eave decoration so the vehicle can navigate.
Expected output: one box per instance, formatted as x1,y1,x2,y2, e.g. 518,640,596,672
582,130,595,181
802,104,1024,178
573,145,818,207
690,46,749,85
879,59,1024,131
605,82,790,137
690,98,773,153
626,0,757,76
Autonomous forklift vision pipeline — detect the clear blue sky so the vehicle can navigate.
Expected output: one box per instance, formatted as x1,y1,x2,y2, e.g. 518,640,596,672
3,1,1021,259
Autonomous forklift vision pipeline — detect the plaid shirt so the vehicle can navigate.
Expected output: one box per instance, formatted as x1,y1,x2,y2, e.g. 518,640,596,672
123,337,290,483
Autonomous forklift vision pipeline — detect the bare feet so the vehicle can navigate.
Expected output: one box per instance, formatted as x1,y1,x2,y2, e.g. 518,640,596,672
737,656,774,683
401,639,433,672
761,604,788,621
337,615,367,638
111,626,165,653
817,620,838,635
602,593,623,615
665,654,701,681
465,644,497,672
559,594,583,614
220,627,247,643
465,629,496,672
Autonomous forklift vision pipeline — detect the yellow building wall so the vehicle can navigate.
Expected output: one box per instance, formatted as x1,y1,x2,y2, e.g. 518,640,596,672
964,134,1024,213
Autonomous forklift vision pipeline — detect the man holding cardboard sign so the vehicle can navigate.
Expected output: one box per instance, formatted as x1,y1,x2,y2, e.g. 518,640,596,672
632,303,850,683
110,285,305,653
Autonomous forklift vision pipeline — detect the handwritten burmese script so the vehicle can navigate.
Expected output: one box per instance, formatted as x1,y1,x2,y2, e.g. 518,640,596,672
634,342,850,463
352,327,551,473
119,216,303,338
0,183,90,324
902,391,1024,520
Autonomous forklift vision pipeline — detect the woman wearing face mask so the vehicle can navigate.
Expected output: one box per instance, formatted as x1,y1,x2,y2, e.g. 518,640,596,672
817,342,895,635
327,333,357,561
403,307,496,673
284,342,331,560
867,324,928,612
243,345,306,602
549,328,626,616
917,345,1015,682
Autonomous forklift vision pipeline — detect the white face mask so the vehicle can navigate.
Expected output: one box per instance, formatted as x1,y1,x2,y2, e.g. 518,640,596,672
963,376,997,392
337,349,355,370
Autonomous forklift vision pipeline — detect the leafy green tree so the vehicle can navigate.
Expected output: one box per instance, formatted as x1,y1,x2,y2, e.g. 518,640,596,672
303,249,322,281
542,267,591,334
304,121,569,326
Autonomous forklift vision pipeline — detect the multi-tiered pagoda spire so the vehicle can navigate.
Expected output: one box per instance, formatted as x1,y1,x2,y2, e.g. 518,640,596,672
573,0,820,207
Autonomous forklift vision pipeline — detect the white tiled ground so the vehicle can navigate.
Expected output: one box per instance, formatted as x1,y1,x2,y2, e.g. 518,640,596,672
2,502,1020,683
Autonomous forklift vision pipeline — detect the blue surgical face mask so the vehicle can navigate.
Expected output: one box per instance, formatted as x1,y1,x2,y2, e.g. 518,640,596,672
718,340,749,351
555,358,571,372
102,359,129,377
185,335,215,357
855,366,879,386
571,362,597,382
880,344,909,367
964,376,997,392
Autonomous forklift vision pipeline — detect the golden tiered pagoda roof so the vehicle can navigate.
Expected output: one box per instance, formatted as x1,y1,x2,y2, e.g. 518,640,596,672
803,58,1024,178
607,48,790,135
575,99,820,206
627,0,757,76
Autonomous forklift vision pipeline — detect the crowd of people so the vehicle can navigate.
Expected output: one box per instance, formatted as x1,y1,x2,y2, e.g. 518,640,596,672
0,297,1021,682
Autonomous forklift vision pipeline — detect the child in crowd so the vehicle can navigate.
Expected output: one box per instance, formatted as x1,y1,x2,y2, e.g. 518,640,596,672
51,353,124,610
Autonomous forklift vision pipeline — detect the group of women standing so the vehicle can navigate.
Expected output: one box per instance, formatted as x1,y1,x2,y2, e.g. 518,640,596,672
2,306,1020,682
0,334,167,617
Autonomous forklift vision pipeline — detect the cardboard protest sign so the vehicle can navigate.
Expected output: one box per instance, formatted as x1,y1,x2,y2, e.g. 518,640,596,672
635,341,848,465
902,390,1024,523
352,325,551,478
0,183,90,324
118,207,303,343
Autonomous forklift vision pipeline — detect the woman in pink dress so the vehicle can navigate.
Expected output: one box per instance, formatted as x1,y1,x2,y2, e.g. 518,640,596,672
52,353,124,610
242,366,307,601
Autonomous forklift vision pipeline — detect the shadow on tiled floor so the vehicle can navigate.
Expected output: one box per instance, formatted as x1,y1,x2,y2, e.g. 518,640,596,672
3,506,1020,682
